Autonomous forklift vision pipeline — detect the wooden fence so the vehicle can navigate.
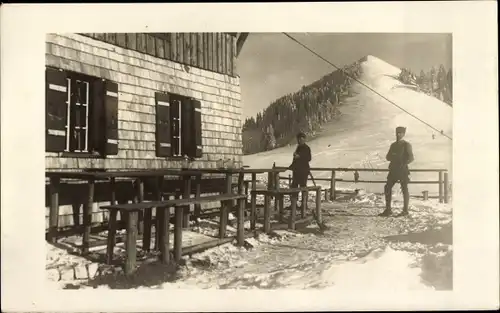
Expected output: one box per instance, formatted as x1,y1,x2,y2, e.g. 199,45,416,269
274,166,451,204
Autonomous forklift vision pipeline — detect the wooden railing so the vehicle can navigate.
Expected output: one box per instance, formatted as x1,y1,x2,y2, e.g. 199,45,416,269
274,166,451,204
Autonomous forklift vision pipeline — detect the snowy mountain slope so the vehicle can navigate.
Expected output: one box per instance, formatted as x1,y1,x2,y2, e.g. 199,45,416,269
243,55,453,195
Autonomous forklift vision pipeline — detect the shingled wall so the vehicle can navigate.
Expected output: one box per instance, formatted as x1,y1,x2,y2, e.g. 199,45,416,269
45,33,244,228
45,33,243,171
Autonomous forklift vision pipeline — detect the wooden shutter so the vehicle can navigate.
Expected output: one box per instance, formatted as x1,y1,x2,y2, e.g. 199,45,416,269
181,98,194,157
91,79,105,154
45,67,68,152
104,81,119,155
155,92,172,157
192,99,203,158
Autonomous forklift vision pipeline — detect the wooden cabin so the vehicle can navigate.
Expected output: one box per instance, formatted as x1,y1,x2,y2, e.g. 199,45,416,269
45,32,249,231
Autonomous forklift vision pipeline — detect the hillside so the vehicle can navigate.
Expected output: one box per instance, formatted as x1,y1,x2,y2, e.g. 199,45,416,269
242,60,362,154
243,55,452,155
243,55,453,196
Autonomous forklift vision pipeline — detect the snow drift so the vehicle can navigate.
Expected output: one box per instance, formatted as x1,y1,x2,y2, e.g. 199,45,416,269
243,55,453,195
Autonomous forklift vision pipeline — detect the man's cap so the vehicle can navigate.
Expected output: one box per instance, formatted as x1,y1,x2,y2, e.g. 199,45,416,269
396,126,406,133
297,132,306,138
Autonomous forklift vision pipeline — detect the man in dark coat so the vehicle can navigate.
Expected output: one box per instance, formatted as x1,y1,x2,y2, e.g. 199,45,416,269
288,132,312,188
379,126,414,217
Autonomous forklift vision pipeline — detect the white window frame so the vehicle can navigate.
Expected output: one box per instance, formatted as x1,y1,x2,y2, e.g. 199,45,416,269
64,77,90,153
172,99,183,157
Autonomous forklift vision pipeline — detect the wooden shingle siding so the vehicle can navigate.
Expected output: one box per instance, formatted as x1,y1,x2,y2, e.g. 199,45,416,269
146,34,156,56
178,33,184,65
197,33,204,69
126,33,137,51
46,33,242,172
208,33,213,72
81,32,239,76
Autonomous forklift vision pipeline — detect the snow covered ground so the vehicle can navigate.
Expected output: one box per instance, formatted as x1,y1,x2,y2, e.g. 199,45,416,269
46,55,453,291
46,192,452,290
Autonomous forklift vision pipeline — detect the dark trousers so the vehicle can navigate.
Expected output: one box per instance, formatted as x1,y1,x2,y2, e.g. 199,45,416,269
384,170,410,211
291,170,308,188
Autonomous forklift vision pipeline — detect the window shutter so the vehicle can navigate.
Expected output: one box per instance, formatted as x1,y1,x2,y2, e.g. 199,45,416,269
104,81,119,155
192,99,203,158
155,92,172,157
92,79,106,154
45,67,68,152
181,98,194,157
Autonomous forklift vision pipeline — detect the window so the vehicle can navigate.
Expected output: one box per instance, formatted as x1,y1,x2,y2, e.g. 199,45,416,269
155,92,203,159
67,78,90,152
45,67,119,157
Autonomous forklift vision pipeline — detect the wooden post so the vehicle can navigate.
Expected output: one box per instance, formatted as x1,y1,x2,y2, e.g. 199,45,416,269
125,211,139,275
48,177,60,243
237,198,245,246
182,175,192,228
263,194,271,234
238,172,245,194
237,172,245,215
267,171,273,190
289,193,297,230
250,173,257,230
330,170,336,201
244,182,249,201
422,190,429,201
443,172,449,204
278,195,284,222
160,206,170,264
194,174,202,219
301,190,307,219
155,176,164,251
134,180,144,236
273,167,280,215
82,177,95,255
288,174,292,186
106,178,117,265
219,172,232,238
140,178,153,252
174,206,183,263
315,188,322,224
219,199,228,239
438,171,444,203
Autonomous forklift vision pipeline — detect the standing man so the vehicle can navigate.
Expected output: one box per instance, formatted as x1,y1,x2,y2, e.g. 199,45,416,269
288,132,312,188
379,126,414,217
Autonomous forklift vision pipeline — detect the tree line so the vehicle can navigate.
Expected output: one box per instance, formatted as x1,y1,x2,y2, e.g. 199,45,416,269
242,61,362,155
398,65,453,106
242,61,453,155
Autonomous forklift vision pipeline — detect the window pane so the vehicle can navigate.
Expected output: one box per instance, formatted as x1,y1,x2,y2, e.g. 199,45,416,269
75,80,88,105
78,129,86,151
171,100,180,117
78,105,87,128
172,137,180,156
172,120,180,137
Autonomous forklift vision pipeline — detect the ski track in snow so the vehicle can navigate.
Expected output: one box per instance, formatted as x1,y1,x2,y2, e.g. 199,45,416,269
46,55,453,291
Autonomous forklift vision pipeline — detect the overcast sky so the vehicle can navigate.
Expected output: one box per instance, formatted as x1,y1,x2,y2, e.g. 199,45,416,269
236,33,452,119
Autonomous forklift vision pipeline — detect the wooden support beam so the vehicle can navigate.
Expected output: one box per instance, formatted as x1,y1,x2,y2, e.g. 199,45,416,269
250,173,257,230
289,195,297,230
174,206,183,262
236,33,249,57
49,177,60,243
125,211,138,275
330,170,336,201
82,178,95,255
106,178,117,265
